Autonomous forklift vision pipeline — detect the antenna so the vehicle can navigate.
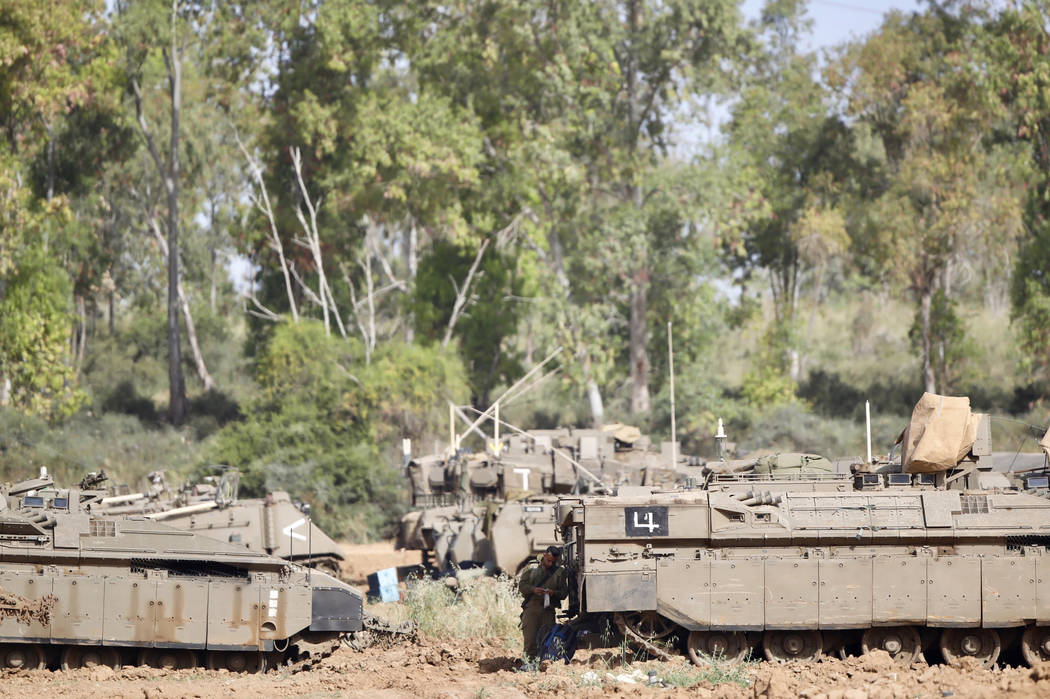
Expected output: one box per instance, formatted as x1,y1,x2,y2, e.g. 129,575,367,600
449,403,456,457
304,503,312,584
865,400,872,464
667,321,677,468
456,346,563,443
715,418,727,461
493,401,501,454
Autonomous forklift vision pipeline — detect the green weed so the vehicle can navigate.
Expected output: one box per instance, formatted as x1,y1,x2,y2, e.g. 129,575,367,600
371,574,521,647
658,654,754,689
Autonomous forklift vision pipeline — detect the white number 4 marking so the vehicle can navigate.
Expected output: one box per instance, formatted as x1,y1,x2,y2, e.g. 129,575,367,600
633,511,660,533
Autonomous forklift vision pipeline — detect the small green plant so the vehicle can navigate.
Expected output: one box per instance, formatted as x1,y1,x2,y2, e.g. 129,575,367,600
658,654,754,689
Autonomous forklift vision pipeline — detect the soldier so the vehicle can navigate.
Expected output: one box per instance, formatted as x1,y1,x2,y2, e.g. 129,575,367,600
517,545,569,661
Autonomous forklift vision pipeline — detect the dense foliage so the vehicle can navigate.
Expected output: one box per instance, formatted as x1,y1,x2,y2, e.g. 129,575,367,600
2,0,1050,538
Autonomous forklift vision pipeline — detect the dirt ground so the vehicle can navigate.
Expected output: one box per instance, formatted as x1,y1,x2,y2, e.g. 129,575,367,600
7,542,1050,698
337,540,421,587
7,635,1050,699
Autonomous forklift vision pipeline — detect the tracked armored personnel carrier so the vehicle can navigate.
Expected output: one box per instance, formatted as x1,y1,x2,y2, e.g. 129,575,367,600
397,423,707,574
558,393,1050,668
95,470,345,577
0,474,363,673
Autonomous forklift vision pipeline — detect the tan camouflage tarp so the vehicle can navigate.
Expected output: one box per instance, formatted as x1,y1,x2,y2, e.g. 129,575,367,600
1040,426,1050,461
901,392,985,473
601,423,642,444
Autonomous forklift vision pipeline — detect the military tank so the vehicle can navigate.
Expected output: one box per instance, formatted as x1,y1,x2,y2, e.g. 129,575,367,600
557,393,1050,668
397,421,707,575
0,473,363,673
94,470,345,578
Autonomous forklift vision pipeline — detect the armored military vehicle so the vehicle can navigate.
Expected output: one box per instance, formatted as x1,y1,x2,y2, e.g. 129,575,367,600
95,470,345,577
0,474,363,672
397,422,707,575
557,393,1050,668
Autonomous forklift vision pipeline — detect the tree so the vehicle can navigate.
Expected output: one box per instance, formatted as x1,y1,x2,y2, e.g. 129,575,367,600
833,4,1023,393
723,0,854,389
0,0,107,418
113,0,269,421
410,239,531,407
250,1,489,379
568,0,743,415
986,2,1050,387
393,0,744,418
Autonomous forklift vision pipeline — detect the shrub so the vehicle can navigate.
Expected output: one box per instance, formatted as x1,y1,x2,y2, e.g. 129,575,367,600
372,574,521,647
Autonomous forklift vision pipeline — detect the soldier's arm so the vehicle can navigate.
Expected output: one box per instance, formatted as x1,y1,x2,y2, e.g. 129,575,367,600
517,566,537,596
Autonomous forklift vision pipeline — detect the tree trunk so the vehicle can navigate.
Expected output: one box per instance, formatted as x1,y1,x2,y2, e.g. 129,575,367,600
210,246,217,314
624,0,651,417
547,225,606,425
74,295,87,377
209,197,218,314
165,9,187,425
178,284,214,391
629,279,650,415
404,220,417,343
587,380,605,427
920,286,936,394
149,217,214,392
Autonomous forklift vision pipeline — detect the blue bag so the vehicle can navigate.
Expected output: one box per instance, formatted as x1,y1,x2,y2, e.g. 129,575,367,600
537,623,579,664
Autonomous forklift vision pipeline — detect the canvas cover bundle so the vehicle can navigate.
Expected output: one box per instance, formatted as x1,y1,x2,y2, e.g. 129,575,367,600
900,392,986,473
1041,426,1050,462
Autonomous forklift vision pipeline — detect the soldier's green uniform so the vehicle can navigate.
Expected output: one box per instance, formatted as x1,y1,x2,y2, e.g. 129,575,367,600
517,553,569,659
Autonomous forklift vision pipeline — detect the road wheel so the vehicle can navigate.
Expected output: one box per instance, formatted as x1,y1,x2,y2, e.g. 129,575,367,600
205,650,267,673
138,648,198,669
1021,626,1050,666
0,644,45,671
61,645,121,670
861,626,921,665
687,630,748,665
622,611,676,640
939,628,1000,668
763,630,823,663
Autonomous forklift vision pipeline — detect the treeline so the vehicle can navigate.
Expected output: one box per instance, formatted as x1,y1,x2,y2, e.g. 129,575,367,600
2,0,1050,537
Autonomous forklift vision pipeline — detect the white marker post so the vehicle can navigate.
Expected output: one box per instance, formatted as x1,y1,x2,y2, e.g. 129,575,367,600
865,400,872,464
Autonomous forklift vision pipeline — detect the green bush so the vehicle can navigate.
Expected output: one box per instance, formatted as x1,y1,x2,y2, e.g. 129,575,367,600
0,409,200,489
206,320,469,540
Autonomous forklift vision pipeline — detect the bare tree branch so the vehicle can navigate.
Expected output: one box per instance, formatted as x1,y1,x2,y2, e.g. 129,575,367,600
442,237,490,347
290,147,346,340
289,264,326,308
235,132,299,323
341,262,372,363
360,250,376,363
